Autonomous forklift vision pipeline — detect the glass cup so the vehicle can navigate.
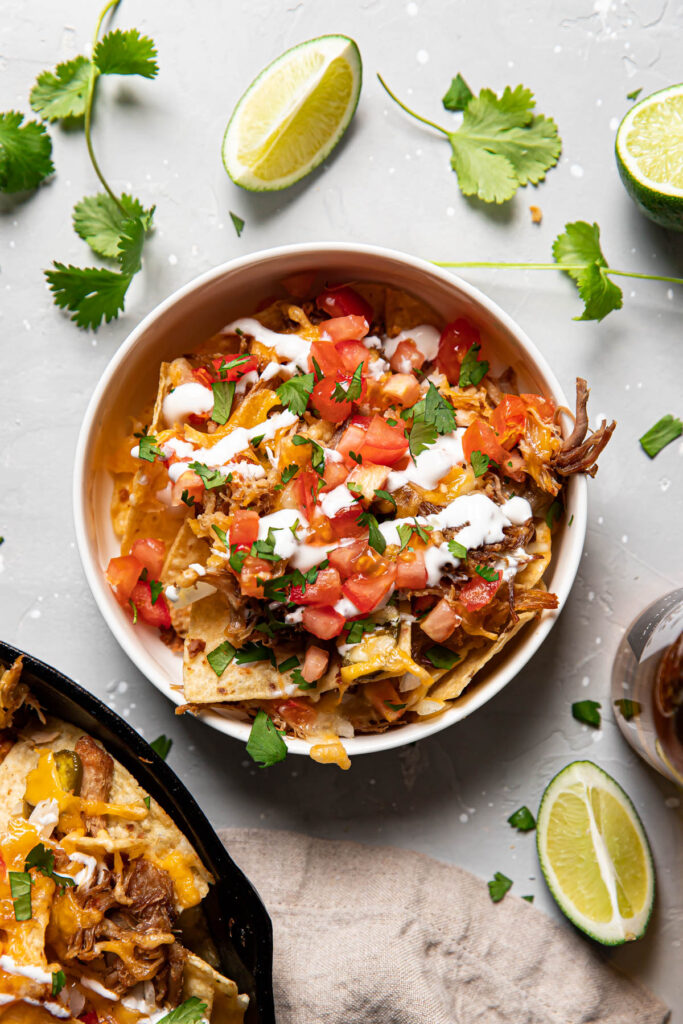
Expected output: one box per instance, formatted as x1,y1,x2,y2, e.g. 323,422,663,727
611,588,683,787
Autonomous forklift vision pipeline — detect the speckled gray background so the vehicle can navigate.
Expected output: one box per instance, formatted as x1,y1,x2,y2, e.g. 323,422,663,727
1,0,682,1015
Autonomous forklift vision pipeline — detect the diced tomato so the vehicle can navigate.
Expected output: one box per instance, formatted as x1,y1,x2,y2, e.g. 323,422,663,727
389,338,425,374
309,341,341,378
302,605,346,639
342,566,396,615
290,567,342,606
359,414,409,467
436,317,481,385
211,354,258,381
192,366,215,389
396,550,428,590
301,645,330,683
79,1014,99,1024
311,374,366,423
364,678,406,722
171,469,205,507
229,510,259,550
462,419,513,470
319,314,369,344
335,339,370,375
328,506,367,539
276,698,317,729
459,574,501,612
106,555,143,606
320,460,349,492
490,395,528,450
295,468,321,518
337,422,369,468
316,285,373,321
381,373,421,407
522,393,555,421
130,538,166,579
327,539,368,578
346,461,389,502
239,556,273,597
129,581,172,629
420,597,461,641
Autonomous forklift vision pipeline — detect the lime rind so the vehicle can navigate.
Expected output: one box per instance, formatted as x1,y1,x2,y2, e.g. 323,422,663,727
616,83,683,230
536,760,655,945
222,35,362,192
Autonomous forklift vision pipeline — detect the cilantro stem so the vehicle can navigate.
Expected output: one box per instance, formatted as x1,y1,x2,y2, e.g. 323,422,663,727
377,74,449,137
84,0,126,213
434,260,683,287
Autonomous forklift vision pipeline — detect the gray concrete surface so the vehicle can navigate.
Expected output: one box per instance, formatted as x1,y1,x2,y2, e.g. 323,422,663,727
2,0,682,1015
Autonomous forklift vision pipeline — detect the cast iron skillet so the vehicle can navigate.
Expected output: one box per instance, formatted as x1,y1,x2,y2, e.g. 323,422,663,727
0,642,276,1024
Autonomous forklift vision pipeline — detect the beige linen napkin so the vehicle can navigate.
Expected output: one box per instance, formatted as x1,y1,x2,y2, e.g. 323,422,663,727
220,828,669,1024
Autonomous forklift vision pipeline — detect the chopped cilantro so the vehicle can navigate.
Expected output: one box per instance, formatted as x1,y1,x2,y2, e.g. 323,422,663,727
545,498,563,529
277,373,315,416
292,668,317,691
374,488,397,509
459,343,489,387
292,435,325,475
150,734,172,760
345,618,378,644
9,871,32,921
409,419,437,460
52,970,66,996
521,894,535,903
639,415,682,458
348,450,363,465
385,701,407,711
207,640,236,677
278,656,300,673
614,698,640,721
424,381,456,434
129,599,138,623
470,450,490,477
246,710,287,767
281,463,299,485
425,644,460,669
442,72,474,111
475,565,499,582
572,699,601,728
189,462,227,490
333,361,364,403
448,539,467,559
157,997,210,1024
229,211,245,237
507,806,536,831
150,579,163,605
135,428,162,463
488,871,513,903
250,434,265,448
235,642,275,665
211,380,235,425
311,356,323,382
250,527,282,563
25,844,75,891
212,523,228,547
143,795,151,809
356,512,386,554
228,545,247,574
181,489,195,507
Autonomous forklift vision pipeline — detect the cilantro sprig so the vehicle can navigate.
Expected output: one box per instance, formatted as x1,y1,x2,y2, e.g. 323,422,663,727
435,220,683,322
32,0,159,328
277,374,315,416
379,72,561,203
0,111,54,193
246,709,287,767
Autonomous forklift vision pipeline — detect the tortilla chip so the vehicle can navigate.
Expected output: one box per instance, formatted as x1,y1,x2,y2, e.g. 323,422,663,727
429,612,536,702
516,520,552,589
0,655,26,731
119,464,186,553
384,285,442,337
110,471,136,537
162,522,212,635
183,951,248,1024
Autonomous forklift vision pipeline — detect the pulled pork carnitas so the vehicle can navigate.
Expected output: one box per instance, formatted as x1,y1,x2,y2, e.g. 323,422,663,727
104,279,614,767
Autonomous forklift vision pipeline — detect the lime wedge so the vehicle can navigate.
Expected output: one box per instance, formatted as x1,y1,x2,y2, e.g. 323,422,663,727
616,84,683,230
222,35,362,192
536,761,654,945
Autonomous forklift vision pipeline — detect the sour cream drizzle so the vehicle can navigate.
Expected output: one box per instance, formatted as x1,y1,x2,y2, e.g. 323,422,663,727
383,324,441,361
224,317,311,371
387,428,466,492
0,955,53,986
161,382,214,427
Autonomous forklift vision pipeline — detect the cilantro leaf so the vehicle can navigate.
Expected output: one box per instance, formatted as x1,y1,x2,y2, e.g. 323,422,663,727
207,640,236,676
425,644,460,669
507,806,536,831
52,969,66,996
150,580,163,605
0,111,54,193
458,343,489,387
246,709,287,767
189,462,227,489
281,464,299,485
116,216,146,276
251,527,283,562
292,435,325,475
292,668,317,690
235,642,274,665
345,618,378,644
448,85,561,203
475,565,499,582
211,380,235,425
356,511,386,554
30,55,93,122
94,29,159,78
211,524,228,546
442,72,473,112
627,87,642,102
333,361,364,403
448,539,467,558
552,221,623,322
522,894,534,903
639,415,682,458
277,374,314,416
572,699,601,728
278,656,300,673
150,734,173,759
374,488,397,509
229,545,247,574
409,420,437,460
9,871,31,921
470,450,490,477
614,698,640,721
136,429,162,463
72,192,152,260
24,844,75,890
44,263,131,329
488,871,513,903
230,211,245,237
545,498,563,529
385,701,407,711
424,381,456,434
157,998,209,1024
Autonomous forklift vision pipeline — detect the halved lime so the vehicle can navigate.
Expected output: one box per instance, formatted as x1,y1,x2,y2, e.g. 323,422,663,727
222,35,362,192
616,84,683,230
536,761,655,945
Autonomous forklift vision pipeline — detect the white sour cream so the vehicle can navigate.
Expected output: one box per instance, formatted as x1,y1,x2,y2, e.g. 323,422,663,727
387,428,466,492
224,317,311,372
162,382,214,426
383,324,441,361
257,509,308,561
163,410,297,482
69,851,97,887
319,485,355,519
0,955,53,986
81,976,118,1000
28,798,59,839
290,543,337,572
334,596,362,618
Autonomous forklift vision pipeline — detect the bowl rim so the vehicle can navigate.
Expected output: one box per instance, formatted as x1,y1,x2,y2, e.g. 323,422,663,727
74,241,587,757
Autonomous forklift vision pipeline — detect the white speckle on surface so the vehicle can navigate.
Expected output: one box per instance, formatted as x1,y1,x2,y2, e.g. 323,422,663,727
570,164,584,178
388,167,395,175
416,49,429,64
592,729,603,743
554,44,562,53
446,206,455,217
622,535,628,544
588,591,595,601
665,796,680,808
667,288,674,300
596,98,602,107
596,636,602,645
22,320,30,331
660,478,671,492
597,515,604,525
406,1,418,14
609,116,619,131
459,813,468,823
29,608,41,619
582,675,590,687
168,253,178,266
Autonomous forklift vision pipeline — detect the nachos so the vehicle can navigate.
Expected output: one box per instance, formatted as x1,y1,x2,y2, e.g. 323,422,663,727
0,657,248,1023
104,280,614,767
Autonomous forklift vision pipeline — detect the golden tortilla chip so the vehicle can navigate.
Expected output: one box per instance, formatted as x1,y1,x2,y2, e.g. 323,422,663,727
183,951,248,1024
516,520,552,589
384,285,442,337
429,612,536,702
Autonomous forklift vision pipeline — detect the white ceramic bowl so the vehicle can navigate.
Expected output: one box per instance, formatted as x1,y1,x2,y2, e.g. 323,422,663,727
74,243,586,758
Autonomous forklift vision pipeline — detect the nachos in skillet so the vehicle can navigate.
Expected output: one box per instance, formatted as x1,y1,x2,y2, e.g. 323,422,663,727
0,656,248,1023
104,281,614,768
